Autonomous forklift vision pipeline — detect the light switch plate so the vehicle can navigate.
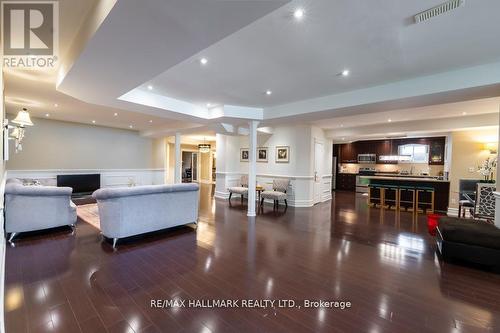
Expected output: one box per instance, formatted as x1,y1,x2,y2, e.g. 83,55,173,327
468,167,475,173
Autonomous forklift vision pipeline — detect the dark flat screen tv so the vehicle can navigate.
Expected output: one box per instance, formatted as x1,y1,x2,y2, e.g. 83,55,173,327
57,174,100,195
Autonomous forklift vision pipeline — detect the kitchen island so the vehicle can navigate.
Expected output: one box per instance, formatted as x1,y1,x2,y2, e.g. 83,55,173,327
360,175,450,213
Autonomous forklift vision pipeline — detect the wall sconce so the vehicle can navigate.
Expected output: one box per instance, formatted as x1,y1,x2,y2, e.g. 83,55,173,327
484,142,498,155
5,108,34,154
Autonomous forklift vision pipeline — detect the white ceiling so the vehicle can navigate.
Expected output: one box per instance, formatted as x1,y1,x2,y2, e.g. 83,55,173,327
4,0,192,132
4,67,188,132
4,0,500,137
147,0,500,108
313,97,500,130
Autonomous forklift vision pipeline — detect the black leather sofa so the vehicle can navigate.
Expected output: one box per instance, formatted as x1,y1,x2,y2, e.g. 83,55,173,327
436,217,500,269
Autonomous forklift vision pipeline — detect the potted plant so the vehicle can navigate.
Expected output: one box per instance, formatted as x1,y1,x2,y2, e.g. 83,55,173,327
478,157,497,183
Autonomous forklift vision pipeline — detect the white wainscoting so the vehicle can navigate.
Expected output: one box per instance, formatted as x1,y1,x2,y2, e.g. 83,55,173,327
322,175,333,202
215,171,331,208
6,169,166,188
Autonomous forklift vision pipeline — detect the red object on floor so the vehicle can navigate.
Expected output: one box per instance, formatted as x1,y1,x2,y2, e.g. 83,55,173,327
427,214,442,236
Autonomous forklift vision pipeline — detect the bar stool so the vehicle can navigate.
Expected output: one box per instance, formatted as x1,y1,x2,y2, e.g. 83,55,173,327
416,186,435,214
368,184,385,208
398,186,416,212
382,185,399,210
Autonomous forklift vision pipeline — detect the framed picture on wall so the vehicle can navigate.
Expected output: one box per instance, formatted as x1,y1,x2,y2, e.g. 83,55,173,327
257,147,268,162
240,148,249,162
276,146,290,163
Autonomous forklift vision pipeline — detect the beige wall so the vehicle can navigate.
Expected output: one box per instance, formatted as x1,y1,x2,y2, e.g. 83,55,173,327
448,128,498,208
164,141,216,183
166,143,198,183
6,117,164,170
200,152,212,180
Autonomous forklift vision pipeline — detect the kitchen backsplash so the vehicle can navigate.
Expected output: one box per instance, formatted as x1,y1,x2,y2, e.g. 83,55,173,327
339,163,444,176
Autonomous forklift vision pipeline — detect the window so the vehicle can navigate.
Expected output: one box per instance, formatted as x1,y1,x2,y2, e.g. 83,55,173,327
398,144,429,163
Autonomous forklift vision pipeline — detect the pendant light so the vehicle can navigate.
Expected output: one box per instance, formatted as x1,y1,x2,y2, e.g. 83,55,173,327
198,137,211,153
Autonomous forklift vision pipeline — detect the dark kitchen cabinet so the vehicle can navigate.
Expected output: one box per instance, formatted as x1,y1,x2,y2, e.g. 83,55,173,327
376,139,398,164
337,136,446,165
337,173,356,191
339,143,357,163
429,137,445,165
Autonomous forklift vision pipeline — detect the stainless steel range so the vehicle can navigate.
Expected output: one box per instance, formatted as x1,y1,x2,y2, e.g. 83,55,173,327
356,167,376,193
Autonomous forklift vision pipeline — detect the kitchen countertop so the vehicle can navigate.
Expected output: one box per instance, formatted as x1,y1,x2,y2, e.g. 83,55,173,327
359,175,449,183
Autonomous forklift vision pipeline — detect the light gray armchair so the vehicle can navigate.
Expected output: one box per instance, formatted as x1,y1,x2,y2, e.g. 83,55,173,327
227,175,248,204
261,178,290,210
5,178,77,242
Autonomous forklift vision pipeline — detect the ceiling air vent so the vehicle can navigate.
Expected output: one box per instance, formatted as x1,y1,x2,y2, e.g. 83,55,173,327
414,0,465,24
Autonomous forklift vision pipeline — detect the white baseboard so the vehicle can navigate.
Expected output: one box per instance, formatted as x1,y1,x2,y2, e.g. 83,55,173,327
215,193,314,208
287,199,314,208
215,191,230,199
447,208,458,217
321,193,332,202
447,207,474,218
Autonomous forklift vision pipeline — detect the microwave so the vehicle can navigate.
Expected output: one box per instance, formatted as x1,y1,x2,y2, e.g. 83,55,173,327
358,154,376,164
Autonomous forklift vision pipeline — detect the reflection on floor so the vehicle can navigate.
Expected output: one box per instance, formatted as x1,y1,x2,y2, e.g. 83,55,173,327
5,185,500,333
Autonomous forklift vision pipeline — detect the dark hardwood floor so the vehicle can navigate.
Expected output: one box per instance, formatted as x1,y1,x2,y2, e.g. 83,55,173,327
5,185,500,332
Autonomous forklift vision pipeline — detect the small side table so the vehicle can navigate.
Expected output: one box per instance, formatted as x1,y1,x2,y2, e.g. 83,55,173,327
256,185,264,205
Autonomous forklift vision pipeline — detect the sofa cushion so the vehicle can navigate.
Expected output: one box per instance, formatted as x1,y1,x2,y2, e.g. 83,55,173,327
6,178,22,185
228,186,248,195
438,217,500,250
261,191,287,200
93,183,199,200
5,183,73,196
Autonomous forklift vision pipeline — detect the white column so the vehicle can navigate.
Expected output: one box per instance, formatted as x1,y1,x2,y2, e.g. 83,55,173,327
247,120,259,217
174,132,182,184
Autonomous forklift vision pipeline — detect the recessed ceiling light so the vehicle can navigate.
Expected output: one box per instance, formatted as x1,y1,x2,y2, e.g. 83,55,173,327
340,124,344,127
45,113,50,117
341,69,350,77
388,119,392,122
129,125,133,129
462,111,467,116
341,137,345,141
113,112,118,116
206,103,212,108
149,120,153,123
266,90,272,96
92,120,96,124
54,103,58,107
147,85,153,90
200,57,208,65
293,8,305,20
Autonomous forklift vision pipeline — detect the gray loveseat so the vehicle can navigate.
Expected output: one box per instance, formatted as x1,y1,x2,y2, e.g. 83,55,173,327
92,183,199,248
5,178,77,242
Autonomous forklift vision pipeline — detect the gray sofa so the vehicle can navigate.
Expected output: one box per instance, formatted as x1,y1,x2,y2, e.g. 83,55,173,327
5,178,77,242
92,183,199,248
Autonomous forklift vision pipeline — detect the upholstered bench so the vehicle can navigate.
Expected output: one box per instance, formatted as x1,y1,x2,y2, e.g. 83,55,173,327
436,217,500,268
